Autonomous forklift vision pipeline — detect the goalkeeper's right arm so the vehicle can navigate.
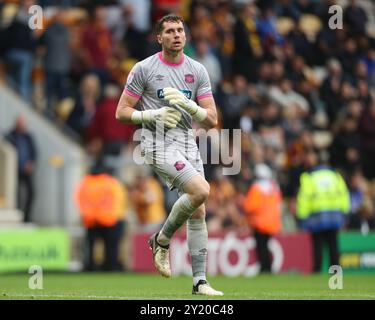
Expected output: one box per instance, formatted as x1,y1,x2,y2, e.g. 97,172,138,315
116,90,181,129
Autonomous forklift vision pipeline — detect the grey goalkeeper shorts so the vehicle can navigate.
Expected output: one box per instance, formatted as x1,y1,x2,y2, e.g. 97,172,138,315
143,144,205,193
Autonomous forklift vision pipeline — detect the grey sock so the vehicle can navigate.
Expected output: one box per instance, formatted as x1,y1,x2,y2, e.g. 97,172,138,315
158,194,198,245
187,217,208,278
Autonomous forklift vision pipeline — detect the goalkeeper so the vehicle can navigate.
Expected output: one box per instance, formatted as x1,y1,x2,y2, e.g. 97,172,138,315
115,14,222,296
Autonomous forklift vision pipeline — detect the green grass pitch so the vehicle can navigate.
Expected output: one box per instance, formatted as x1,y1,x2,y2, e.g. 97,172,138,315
1,273,374,300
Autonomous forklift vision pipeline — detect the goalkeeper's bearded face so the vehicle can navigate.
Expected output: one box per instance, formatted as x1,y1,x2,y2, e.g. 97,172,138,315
157,21,186,53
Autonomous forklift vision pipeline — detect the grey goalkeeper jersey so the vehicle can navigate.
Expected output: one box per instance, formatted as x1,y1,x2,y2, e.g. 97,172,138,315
124,51,213,152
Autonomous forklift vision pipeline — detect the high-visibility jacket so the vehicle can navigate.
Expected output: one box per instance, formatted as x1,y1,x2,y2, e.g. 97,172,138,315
75,174,127,228
296,167,350,232
243,179,282,235
133,177,167,225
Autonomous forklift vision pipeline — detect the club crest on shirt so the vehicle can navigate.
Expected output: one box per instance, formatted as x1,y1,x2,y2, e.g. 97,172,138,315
184,74,194,83
174,161,186,171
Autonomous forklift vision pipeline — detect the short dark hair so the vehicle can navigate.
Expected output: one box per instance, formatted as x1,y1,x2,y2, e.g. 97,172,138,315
155,14,184,35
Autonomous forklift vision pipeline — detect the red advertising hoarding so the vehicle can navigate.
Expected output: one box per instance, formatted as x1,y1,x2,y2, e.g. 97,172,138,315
132,232,313,276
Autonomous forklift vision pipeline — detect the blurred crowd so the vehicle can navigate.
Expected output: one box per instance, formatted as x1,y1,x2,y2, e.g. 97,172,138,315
1,0,375,235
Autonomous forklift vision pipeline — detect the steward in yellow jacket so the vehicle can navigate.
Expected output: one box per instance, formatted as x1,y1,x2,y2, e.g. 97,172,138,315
297,167,350,232
296,157,350,272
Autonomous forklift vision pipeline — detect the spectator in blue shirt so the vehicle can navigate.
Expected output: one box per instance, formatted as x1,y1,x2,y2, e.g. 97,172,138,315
6,116,37,222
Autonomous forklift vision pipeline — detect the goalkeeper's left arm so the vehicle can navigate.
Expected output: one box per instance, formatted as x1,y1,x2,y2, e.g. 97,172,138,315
163,87,218,128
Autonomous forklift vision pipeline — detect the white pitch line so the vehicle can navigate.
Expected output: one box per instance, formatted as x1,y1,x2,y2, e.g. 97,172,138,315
2,293,135,300
2,292,375,299
2,293,194,300
226,292,375,299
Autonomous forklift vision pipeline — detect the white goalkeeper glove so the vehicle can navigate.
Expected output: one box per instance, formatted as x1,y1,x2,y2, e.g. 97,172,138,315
163,87,207,122
131,107,182,129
